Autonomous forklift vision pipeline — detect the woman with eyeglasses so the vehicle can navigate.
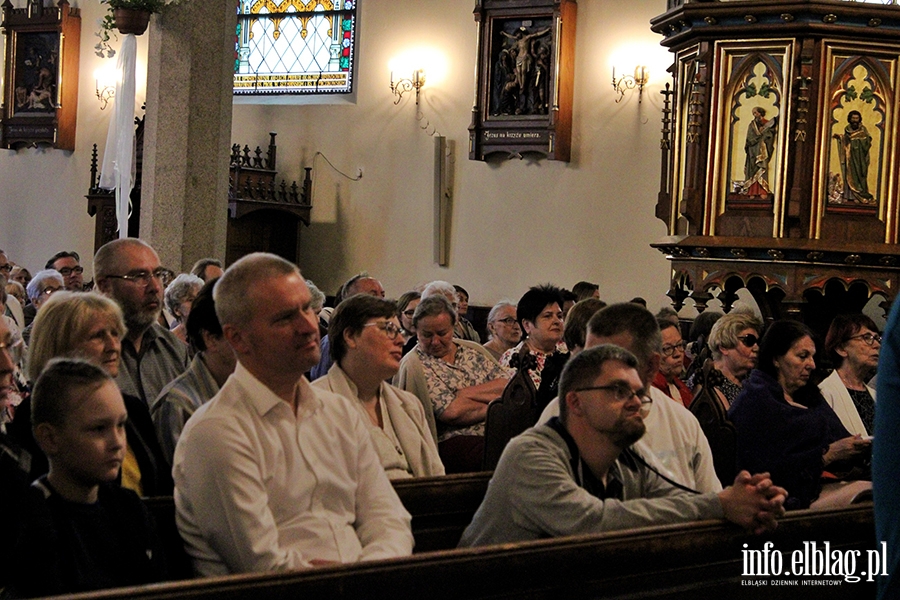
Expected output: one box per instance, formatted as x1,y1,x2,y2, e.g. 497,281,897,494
651,319,692,407
819,314,880,437
396,290,421,353
729,320,871,510
21,269,64,343
312,294,444,479
483,301,521,361
164,273,203,345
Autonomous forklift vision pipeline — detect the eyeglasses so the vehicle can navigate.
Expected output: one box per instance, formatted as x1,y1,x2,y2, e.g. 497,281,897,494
363,321,403,340
494,317,519,326
104,268,166,288
574,383,652,411
849,332,882,346
661,341,685,357
0,264,11,274
0,336,24,364
737,334,759,348
57,266,84,277
40,286,62,297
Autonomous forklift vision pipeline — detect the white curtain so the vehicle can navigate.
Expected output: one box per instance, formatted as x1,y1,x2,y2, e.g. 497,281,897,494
98,33,138,239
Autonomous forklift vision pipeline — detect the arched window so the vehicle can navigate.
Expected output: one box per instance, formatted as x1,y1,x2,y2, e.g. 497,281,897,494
234,0,357,95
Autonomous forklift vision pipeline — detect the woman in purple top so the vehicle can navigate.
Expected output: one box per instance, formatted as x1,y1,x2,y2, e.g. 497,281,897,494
729,320,870,509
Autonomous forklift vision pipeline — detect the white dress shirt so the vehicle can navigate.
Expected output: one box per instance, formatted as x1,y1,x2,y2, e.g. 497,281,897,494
173,361,413,576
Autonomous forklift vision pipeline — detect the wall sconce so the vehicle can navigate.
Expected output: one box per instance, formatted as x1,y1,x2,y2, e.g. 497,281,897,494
390,69,426,105
94,67,118,110
612,65,649,103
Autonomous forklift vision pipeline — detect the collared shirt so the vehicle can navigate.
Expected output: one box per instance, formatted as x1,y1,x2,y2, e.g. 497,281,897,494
116,324,189,406
415,344,509,441
173,362,413,576
150,352,221,465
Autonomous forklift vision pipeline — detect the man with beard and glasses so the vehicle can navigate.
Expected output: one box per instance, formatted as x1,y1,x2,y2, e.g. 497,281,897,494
459,345,787,547
540,303,722,493
94,239,189,406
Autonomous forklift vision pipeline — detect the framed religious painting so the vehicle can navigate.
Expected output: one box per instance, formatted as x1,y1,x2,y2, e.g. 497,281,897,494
1,0,80,150
469,0,576,162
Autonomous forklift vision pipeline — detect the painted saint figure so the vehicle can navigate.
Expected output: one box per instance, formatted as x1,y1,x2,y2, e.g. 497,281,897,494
741,107,777,198
834,110,874,204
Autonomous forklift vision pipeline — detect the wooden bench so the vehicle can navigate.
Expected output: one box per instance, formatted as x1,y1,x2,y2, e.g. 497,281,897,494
390,471,491,552
49,504,876,600
143,471,492,574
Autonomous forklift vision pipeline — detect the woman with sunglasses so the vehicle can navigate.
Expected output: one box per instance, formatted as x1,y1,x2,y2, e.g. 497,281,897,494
819,314,880,437
312,294,444,479
729,320,870,510
689,310,762,486
694,310,763,410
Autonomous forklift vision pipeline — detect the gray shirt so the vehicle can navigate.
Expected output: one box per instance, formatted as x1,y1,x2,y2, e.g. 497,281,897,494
151,352,221,465
458,422,724,547
117,323,190,406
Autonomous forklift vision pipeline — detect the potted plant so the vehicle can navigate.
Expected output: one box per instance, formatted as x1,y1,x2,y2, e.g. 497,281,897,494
94,0,169,58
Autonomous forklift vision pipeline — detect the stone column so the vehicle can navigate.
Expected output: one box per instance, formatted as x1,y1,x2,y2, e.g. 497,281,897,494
140,0,235,271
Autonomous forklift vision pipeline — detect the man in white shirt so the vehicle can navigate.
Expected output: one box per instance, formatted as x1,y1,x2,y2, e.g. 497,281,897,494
173,253,412,576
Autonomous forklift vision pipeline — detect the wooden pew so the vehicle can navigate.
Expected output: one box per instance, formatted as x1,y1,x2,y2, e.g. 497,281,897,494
51,504,876,600
143,471,492,569
390,472,491,552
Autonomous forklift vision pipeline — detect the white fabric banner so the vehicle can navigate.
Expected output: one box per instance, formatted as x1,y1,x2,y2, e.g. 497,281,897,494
98,33,138,239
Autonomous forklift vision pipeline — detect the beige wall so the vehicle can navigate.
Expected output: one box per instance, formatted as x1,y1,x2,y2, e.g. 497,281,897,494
1,0,678,311
0,0,149,277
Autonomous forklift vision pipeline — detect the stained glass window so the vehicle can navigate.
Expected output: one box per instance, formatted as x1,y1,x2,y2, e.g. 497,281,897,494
234,0,357,95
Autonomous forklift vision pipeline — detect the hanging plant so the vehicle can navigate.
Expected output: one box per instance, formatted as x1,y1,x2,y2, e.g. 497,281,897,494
94,0,177,58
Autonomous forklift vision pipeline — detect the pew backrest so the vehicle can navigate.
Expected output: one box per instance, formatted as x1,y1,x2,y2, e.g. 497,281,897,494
52,504,875,600
144,471,492,564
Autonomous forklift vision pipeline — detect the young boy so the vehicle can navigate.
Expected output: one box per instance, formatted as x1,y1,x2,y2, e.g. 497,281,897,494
8,358,167,597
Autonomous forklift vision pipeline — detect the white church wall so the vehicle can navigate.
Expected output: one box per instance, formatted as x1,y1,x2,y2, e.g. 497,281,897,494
232,0,675,308
0,0,148,280
0,0,677,312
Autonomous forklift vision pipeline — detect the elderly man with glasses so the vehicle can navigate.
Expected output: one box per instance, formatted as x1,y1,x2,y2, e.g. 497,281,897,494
94,239,189,406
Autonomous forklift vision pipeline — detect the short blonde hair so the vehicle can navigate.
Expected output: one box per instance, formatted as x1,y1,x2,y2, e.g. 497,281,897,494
214,253,299,327
707,309,763,361
27,292,126,381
